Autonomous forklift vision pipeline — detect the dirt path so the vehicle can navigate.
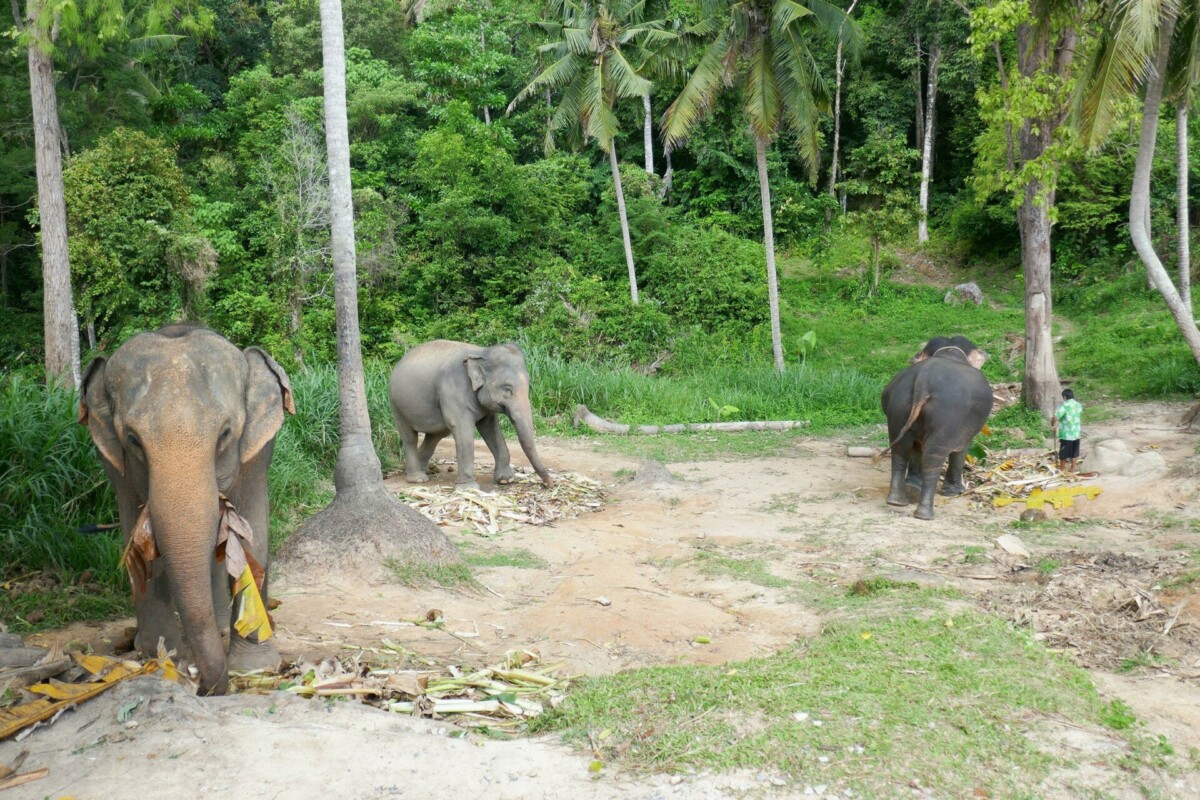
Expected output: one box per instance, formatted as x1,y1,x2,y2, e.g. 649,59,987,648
9,401,1200,798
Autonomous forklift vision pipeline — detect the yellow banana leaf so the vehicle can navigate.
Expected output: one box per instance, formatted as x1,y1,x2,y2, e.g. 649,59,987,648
232,564,273,642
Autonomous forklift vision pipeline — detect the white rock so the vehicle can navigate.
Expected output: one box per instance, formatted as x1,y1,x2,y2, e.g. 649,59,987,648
995,534,1031,559
1120,450,1167,478
1088,443,1133,473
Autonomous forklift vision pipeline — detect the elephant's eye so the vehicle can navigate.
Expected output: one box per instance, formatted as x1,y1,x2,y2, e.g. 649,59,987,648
126,433,142,449
218,427,232,445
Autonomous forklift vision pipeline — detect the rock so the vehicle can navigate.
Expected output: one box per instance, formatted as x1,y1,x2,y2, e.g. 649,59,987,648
632,460,675,486
846,446,876,458
995,534,1031,559
1119,450,1167,478
1019,508,1048,522
943,282,984,306
1088,440,1133,473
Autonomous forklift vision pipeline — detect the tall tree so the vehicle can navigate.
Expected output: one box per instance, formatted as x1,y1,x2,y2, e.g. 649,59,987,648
972,0,1080,416
12,0,211,387
283,0,455,570
916,35,940,243
826,0,859,224
509,0,676,305
1076,0,1200,350
664,0,858,372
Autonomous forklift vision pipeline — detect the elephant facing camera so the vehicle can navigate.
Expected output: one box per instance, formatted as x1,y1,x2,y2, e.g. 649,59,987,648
79,324,294,695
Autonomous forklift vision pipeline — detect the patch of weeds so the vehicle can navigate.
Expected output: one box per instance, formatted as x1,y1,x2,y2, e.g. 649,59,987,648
385,559,481,591
612,468,635,480
849,577,919,596
1034,557,1062,575
962,545,988,565
461,548,549,570
1101,699,1137,730
1117,651,1172,674
691,550,792,589
761,492,801,514
0,575,132,633
596,430,808,463
534,610,1110,797
1162,570,1200,590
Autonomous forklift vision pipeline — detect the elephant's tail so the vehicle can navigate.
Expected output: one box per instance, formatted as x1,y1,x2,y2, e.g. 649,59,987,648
888,392,932,451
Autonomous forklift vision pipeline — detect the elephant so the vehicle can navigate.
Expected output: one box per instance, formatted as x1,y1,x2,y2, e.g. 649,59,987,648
80,324,294,695
880,336,993,520
389,340,553,490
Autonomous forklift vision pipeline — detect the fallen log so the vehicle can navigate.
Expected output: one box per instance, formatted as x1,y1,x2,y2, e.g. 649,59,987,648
846,446,877,458
572,404,809,435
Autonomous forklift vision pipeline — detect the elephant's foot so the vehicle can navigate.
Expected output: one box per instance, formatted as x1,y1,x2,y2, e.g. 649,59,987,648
940,481,966,497
406,472,430,483
913,504,935,521
227,638,282,674
456,479,481,491
494,467,516,485
905,475,922,490
886,487,909,506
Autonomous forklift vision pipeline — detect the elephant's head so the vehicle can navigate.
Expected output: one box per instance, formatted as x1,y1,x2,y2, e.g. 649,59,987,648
80,326,293,694
910,336,988,369
464,344,553,487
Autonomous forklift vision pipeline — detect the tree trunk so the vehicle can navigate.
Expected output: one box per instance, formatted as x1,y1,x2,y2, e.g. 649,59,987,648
642,94,654,175
1130,12,1200,363
660,149,673,199
609,142,639,304
917,39,940,243
872,237,881,294
26,14,79,388
827,0,857,229
914,32,924,155
755,135,785,373
281,0,455,580
480,23,491,124
1178,101,1191,315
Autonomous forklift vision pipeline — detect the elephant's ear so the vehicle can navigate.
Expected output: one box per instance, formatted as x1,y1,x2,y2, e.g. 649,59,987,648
79,357,125,475
968,349,989,369
241,347,295,465
465,355,486,392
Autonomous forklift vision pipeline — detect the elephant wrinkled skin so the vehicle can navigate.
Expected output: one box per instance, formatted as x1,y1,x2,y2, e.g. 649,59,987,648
389,340,553,490
80,325,294,695
881,336,993,520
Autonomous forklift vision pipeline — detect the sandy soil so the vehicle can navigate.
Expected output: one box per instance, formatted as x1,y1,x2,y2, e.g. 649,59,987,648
7,401,1200,799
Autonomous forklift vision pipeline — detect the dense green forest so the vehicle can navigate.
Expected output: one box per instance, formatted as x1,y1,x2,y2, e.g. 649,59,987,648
1,0,1195,382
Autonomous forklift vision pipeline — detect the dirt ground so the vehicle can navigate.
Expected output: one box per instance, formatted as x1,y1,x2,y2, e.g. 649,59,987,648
7,401,1200,799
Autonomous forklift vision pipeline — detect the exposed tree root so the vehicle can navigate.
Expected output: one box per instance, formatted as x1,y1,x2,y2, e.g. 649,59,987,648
276,483,458,584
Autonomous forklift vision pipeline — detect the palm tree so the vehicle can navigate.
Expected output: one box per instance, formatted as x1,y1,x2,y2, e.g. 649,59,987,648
282,0,456,572
1076,0,1200,358
663,0,858,372
509,0,674,305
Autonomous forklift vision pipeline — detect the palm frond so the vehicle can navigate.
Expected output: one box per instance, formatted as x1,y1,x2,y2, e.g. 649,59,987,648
606,46,653,98
1166,3,1199,100
582,60,620,151
508,53,582,114
125,34,185,56
772,0,813,36
744,33,781,141
662,28,734,150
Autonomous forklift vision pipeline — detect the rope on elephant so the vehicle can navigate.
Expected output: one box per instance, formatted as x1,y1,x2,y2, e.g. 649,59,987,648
571,404,810,435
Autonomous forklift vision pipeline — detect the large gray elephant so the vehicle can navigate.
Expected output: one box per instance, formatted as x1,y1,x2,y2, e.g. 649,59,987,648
389,340,553,490
881,336,993,520
80,325,294,695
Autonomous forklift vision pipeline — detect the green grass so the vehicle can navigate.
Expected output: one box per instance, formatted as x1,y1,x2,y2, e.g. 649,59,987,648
385,558,481,590
532,610,1112,797
461,547,549,570
593,428,813,463
0,578,131,634
691,549,793,589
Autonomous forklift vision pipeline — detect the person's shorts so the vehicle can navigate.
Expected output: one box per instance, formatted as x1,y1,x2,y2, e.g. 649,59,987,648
1059,439,1080,460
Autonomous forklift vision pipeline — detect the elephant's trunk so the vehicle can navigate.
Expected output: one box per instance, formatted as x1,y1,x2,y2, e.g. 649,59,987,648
149,468,227,696
510,401,553,487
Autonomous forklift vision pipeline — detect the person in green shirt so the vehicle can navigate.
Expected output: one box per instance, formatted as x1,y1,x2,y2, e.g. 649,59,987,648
1052,388,1083,472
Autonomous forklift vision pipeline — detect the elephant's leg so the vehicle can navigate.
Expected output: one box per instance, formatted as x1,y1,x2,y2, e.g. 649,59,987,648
477,414,515,484
914,457,947,520
416,433,444,474
941,451,968,496
887,450,911,506
225,447,281,674
905,450,923,489
395,417,428,483
134,558,185,658
449,422,479,490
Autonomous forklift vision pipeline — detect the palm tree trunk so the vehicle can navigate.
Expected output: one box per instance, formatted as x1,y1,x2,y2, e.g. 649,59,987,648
1130,12,1200,362
25,6,79,388
755,135,785,373
609,142,639,304
917,39,940,244
1179,101,1191,315
281,0,457,576
642,94,654,175
914,32,924,156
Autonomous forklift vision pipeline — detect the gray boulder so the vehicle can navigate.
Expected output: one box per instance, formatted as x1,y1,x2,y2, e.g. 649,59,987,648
1119,450,1167,478
1086,439,1133,473
944,282,984,306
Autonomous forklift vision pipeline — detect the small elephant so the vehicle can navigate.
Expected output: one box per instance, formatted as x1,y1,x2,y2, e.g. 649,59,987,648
881,336,993,520
389,340,553,490
80,325,294,694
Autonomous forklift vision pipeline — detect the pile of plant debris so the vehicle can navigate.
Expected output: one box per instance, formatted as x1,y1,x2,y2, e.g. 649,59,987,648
980,550,1200,672
965,449,1101,511
396,467,606,536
